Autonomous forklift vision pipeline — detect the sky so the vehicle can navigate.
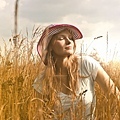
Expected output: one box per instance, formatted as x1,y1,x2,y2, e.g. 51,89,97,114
0,0,120,61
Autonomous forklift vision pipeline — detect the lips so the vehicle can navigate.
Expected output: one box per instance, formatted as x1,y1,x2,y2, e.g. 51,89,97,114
65,46,73,50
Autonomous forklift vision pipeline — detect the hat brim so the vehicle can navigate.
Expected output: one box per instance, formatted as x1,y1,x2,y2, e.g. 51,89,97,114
37,24,83,65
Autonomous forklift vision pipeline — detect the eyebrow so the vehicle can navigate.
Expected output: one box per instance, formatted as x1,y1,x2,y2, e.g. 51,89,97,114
55,34,72,38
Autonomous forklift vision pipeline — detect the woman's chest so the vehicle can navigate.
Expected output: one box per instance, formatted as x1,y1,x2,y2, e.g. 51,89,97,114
58,78,96,110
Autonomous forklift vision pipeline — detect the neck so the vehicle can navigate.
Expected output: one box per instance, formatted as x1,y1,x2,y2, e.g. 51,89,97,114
54,57,69,75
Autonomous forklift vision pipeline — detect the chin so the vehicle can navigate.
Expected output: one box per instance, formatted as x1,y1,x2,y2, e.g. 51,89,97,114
66,50,74,54
66,52,74,56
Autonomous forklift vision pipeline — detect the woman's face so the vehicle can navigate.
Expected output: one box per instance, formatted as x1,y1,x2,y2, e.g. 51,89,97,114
50,29,75,58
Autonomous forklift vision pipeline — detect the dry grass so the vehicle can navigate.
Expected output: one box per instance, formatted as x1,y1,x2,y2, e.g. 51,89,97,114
0,26,44,120
0,1,119,119
0,31,120,120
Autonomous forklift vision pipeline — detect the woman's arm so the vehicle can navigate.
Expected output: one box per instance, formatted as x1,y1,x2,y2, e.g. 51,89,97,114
95,65,120,100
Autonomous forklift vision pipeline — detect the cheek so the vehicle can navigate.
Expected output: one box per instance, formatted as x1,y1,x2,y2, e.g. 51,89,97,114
52,42,63,53
52,41,64,49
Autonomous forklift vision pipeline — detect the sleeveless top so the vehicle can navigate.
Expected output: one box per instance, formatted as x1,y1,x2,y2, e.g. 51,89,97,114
33,56,101,120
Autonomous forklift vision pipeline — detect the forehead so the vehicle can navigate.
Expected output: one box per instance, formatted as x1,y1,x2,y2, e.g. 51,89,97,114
53,29,72,37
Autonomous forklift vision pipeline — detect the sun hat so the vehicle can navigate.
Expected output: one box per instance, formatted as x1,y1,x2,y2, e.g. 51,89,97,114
37,24,83,65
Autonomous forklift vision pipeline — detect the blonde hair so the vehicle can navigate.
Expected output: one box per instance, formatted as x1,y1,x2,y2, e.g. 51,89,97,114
65,54,80,96
38,30,81,113
42,29,80,96
41,52,80,97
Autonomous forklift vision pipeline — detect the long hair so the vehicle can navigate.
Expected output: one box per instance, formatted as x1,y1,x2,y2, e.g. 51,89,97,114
42,40,80,97
38,31,81,114
65,54,80,96
39,54,79,117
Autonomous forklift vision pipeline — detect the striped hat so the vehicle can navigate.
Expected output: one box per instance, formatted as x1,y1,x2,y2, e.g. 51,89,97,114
37,24,83,65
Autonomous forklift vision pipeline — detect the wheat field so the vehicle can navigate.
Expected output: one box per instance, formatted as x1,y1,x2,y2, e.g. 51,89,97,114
0,1,120,119
0,31,120,120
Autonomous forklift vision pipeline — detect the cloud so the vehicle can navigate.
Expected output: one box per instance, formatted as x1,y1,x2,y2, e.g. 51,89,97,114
1,0,120,42
20,0,75,23
0,0,15,39
0,0,7,10
19,0,120,24
0,0,120,59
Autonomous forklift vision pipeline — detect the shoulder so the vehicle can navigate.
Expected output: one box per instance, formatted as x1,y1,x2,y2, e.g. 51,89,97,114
77,55,100,66
77,55,101,79
32,71,45,93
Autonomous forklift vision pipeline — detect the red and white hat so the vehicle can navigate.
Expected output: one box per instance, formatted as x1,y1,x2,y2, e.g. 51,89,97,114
37,24,83,65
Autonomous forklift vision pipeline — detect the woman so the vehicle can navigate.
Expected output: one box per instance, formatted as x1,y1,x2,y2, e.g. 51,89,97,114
33,24,120,120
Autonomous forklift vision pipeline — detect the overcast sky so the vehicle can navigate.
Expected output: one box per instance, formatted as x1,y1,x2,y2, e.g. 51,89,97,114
0,0,120,60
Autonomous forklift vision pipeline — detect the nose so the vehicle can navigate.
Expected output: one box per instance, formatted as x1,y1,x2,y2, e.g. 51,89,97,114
65,37,71,44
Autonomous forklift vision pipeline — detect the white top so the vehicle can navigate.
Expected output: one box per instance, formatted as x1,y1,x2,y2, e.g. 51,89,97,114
33,56,101,120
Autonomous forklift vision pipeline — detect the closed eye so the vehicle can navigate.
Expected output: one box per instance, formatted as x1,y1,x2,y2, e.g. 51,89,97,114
69,36,74,41
55,34,74,41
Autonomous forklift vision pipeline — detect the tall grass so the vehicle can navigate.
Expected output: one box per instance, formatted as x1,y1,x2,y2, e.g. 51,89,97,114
0,25,44,120
0,29,120,120
0,1,120,120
